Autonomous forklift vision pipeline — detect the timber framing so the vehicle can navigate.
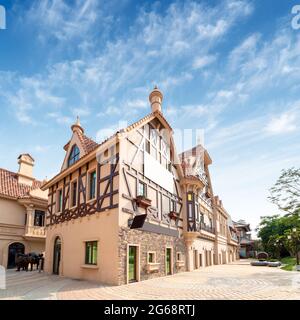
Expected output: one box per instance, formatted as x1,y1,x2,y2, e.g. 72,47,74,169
46,154,119,226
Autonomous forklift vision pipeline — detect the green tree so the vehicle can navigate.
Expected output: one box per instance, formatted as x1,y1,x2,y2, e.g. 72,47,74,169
256,213,300,258
269,167,300,214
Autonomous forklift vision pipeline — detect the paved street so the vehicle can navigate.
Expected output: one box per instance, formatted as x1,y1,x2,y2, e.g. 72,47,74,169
1,260,300,300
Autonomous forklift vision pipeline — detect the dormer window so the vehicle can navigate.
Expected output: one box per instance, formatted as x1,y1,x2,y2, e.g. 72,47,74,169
68,145,80,167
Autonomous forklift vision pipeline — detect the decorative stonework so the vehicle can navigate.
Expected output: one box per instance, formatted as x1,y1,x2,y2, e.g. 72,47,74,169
118,227,187,285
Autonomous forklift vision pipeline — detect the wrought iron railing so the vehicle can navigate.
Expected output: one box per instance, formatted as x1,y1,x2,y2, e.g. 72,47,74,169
198,222,215,234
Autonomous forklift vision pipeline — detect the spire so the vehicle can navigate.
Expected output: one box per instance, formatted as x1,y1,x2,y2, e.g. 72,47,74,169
71,116,84,134
149,86,163,113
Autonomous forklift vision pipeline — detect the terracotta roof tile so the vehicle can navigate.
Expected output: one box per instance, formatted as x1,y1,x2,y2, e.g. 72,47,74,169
80,134,99,154
0,168,43,199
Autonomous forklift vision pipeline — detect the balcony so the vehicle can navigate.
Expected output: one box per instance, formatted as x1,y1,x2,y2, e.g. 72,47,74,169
25,225,46,239
198,222,215,234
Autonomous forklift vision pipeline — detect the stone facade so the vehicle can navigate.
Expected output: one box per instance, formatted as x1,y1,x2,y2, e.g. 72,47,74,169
118,227,187,285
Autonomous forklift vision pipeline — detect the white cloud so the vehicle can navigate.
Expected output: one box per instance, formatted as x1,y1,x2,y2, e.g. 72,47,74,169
2,0,256,126
193,55,216,70
24,0,101,42
265,112,298,135
126,99,148,109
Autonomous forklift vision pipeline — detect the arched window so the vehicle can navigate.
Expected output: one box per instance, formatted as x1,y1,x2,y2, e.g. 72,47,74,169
68,145,80,167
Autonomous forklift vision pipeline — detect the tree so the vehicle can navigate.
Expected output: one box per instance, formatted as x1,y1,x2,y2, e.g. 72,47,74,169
269,167,300,214
256,213,300,258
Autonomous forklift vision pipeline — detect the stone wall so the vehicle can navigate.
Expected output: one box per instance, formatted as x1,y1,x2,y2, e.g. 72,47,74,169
118,227,187,285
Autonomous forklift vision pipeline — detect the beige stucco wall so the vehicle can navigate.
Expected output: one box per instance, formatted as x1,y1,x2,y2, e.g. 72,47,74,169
45,208,119,285
191,238,215,269
0,197,46,268
0,198,26,226
0,236,45,268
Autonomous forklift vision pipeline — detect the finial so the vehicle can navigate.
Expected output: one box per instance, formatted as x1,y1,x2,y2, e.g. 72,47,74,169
71,116,84,134
149,86,163,113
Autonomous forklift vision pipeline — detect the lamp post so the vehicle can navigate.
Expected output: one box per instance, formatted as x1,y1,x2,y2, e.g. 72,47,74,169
275,239,281,259
288,229,300,266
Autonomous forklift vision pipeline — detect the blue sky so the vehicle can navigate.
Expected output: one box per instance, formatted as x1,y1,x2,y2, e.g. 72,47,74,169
0,0,300,234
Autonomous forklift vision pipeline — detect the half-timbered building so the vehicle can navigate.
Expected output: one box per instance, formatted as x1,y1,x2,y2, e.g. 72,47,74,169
42,87,238,285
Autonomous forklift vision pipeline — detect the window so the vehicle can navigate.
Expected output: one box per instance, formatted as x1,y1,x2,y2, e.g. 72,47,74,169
34,210,45,227
71,181,77,207
187,192,194,219
85,241,98,265
177,252,182,261
171,200,176,213
89,171,97,200
138,181,146,197
145,140,150,154
68,145,80,167
195,204,199,221
148,252,156,263
188,203,193,218
200,213,204,223
57,189,63,212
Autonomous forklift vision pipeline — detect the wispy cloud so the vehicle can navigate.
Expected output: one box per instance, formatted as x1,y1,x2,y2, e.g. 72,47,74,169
23,0,101,42
2,0,254,126
193,55,217,70
265,111,298,135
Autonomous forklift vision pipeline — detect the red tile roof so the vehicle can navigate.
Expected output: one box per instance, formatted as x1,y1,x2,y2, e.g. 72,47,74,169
79,133,99,154
0,168,43,199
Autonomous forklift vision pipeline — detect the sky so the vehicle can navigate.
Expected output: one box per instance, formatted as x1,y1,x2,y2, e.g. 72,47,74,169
0,0,300,236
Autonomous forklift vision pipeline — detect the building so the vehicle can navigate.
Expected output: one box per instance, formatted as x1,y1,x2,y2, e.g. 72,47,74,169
0,154,47,268
41,87,238,285
234,220,254,258
214,197,239,263
179,146,238,269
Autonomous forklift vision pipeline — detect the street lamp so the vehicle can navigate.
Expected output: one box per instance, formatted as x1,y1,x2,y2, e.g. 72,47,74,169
289,228,300,266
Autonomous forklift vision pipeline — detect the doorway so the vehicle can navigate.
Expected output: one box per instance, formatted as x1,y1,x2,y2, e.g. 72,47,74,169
7,243,25,269
193,250,198,269
128,246,138,283
53,237,61,275
199,254,203,267
166,248,172,275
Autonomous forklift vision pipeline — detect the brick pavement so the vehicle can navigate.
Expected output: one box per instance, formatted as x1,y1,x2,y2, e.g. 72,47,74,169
1,261,299,300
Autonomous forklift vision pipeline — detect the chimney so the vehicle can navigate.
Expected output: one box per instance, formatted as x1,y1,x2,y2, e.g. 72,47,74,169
18,154,35,186
149,86,163,113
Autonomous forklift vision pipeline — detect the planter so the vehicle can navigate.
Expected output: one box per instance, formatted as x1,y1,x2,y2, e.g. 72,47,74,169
250,260,269,266
145,263,160,273
135,196,152,209
168,211,179,221
205,191,211,198
268,261,281,267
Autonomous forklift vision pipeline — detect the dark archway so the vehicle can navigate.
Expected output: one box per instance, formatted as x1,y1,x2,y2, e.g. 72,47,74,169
53,237,61,275
7,243,25,269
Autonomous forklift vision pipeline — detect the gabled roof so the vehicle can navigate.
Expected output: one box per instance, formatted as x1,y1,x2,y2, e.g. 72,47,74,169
42,110,176,190
233,220,251,231
0,168,44,200
64,132,99,154
79,134,99,154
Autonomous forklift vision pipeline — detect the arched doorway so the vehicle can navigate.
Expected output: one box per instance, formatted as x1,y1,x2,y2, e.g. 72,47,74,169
7,243,25,269
53,237,61,275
